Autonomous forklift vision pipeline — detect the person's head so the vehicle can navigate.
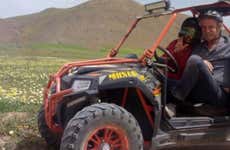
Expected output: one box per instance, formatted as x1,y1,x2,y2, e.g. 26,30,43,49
199,10,223,42
178,17,201,45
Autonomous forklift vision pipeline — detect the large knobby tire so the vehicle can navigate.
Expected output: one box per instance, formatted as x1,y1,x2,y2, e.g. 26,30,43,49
37,106,61,149
60,103,143,150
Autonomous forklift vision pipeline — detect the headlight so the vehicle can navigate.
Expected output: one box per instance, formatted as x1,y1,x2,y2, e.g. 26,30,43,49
71,80,91,92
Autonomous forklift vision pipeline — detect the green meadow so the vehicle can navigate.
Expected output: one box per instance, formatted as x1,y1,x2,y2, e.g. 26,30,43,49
0,56,67,149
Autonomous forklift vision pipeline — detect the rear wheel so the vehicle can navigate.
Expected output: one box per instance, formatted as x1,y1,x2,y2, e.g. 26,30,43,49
37,106,61,149
60,103,143,150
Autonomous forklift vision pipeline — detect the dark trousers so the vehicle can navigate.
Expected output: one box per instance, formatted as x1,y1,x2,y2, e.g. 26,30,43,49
172,55,228,106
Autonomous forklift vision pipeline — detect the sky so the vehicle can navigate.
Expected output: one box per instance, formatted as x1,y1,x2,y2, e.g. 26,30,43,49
0,0,89,18
0,0,229,25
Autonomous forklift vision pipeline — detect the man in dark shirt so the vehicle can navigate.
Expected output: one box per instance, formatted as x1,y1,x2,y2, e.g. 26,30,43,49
171,10,230,106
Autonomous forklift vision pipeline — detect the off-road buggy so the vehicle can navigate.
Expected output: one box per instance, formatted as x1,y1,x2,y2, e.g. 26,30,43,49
38,0,230,149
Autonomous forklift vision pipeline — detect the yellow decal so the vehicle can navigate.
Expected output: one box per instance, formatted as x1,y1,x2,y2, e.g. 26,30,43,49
108,71,145,81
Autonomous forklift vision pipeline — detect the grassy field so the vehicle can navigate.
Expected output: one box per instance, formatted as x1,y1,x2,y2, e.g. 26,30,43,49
0,56,68,149
0,44,144,149
0,43,143,59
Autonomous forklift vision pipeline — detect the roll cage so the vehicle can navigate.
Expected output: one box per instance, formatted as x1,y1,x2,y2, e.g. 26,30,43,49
107,0,230,59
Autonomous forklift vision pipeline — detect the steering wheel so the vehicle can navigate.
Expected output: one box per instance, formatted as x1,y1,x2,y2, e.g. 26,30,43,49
153,46,179,73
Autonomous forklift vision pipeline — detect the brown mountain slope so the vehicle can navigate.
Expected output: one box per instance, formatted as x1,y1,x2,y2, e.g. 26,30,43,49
0,0,186,50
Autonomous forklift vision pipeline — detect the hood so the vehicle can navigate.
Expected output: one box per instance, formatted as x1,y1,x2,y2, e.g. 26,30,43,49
75,63,141,77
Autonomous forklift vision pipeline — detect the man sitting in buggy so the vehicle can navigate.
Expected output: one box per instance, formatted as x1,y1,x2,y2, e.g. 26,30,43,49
171,10,230,107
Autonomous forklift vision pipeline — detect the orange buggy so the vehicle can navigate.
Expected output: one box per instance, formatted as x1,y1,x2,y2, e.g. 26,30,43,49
38,1,230,149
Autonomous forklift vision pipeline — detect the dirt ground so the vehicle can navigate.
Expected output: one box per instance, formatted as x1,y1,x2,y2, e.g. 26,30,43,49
1,135,229,150
0,135,48,150
0,112,229,150
0,112,50,150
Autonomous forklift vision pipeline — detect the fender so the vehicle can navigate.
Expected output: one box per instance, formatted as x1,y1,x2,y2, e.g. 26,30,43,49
56,89,98,128
100,77,159,108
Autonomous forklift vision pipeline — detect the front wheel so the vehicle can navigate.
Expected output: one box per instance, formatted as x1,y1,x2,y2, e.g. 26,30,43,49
60,103,143,150
37,106,61,149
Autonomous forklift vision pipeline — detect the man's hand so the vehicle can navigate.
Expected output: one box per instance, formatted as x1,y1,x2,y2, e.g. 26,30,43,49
203,60,214,72
109,48,117,57
174,38,189,53
224,88,230,93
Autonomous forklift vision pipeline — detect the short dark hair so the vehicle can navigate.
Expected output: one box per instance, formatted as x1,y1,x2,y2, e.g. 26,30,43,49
179,17,201,44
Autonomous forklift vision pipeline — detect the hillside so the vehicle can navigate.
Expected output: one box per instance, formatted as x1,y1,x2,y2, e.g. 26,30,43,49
0,0,186,51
